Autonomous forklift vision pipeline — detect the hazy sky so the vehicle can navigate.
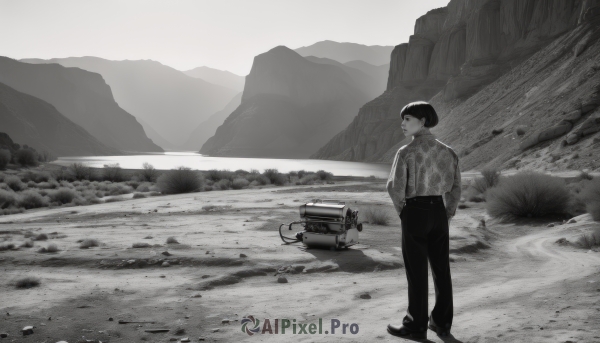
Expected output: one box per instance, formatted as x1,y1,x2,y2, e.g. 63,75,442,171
1,0,449,75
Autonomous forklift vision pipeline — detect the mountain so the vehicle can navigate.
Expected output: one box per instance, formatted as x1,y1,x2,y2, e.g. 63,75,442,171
183,66,245,92
0,81,119,156
304,56,387,100
0,56,162,153
344,60,390,84
199,46,371,158
294,40,394,66
21,57,238,148
184,92,242,151
312,0,600,172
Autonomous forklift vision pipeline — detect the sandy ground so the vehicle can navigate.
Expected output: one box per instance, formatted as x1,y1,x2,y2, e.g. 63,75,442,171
1,180,599,343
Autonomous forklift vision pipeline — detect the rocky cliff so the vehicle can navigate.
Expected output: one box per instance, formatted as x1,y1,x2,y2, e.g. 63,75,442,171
312,0,596,166
200,46,371,158
0,57,162,153
0,82,120,157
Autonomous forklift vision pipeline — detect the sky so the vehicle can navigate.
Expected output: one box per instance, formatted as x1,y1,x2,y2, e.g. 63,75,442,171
1,0,450,75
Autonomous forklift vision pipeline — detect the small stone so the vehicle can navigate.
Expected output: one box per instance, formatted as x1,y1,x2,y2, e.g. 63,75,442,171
547,223,555,227
222,319,230,324
359,293,371,299
239,253,247,258
109,317,113,321
162,262,170,267
205,251,210,254
277,277,288,283
0,333,7,338
22,326,34,336
566,218,577,224
211,328,220,332
199,338,206,341
160,275,166,278
127,259,136,264
181,338,191,342
191,294,202,298
169,338,177,342
162,251,171,256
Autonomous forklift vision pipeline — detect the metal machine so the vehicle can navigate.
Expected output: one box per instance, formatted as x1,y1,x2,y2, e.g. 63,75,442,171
279,199,363,250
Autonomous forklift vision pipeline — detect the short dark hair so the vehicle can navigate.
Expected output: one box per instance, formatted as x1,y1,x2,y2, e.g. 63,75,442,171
400,101,439,128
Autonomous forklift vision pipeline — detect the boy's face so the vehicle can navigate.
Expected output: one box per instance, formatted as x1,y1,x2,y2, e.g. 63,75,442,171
401,114,425,137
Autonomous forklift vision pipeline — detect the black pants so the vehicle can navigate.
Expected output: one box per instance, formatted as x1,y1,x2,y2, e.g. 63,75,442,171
399,195,453,333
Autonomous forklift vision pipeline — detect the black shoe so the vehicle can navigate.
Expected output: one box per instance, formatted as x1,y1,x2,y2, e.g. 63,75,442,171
387,323,427,339
427,320,450,337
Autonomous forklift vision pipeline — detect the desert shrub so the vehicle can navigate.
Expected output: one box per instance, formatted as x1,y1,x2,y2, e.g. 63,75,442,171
132,192,147,199
262,169,281,184
0,149,10,169
68,163,94,180
15,276,40,288
102,163,124,182
1,207,24,215
36,180,59,189
20,170,52,183
205,169,234,182
38,243,59,253
104,183,134,195
203,185,213,191
4,175,25,192
577,227,600,249
246,174,270,185
149,191,161,196
17,190,49,209
34,233,48,241
234,169,249,175
0,243,15,251
138,162,159,182
14,149,38,167
166,236,179,244
79,238,99,249
37,150,54,162
214,179,231,190
298,173,320,185
316,170,334,181
47,187,78,204
136,182,152,192
362,206,390,226
579,177,600,221
297,170,308,179
0,189,18,208
231,178,250,189
20,239,34,248
52,168,74,182
471,168,501,195
578,170,594,181
272,173,287,186
125,180,140,189
156,167,204,194
486,171,571,220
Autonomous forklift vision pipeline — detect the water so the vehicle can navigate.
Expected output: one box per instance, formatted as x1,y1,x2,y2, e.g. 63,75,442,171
51,152,392,178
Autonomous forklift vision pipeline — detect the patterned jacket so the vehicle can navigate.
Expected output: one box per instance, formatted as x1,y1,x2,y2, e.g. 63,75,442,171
386,130,461,219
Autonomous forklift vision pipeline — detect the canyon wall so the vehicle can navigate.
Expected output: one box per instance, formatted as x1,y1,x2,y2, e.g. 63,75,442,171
312,0,591,163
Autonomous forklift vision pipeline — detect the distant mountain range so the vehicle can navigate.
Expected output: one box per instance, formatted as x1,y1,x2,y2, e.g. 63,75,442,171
21,57,238,149
200,46,372,158
183,66,245,92
0,56,162,153
0,81,119,156
294,40,394,66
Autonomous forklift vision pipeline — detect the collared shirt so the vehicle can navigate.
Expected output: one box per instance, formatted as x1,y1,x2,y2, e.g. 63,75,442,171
386,130,461,218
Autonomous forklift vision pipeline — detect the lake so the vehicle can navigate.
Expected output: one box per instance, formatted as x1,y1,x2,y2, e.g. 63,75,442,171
51,152,392,178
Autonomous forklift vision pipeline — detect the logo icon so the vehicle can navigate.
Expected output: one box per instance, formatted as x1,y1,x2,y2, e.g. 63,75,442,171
241,315,261,335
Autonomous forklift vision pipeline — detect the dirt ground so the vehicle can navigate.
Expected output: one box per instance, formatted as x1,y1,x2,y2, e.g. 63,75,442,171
1,180,599,343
